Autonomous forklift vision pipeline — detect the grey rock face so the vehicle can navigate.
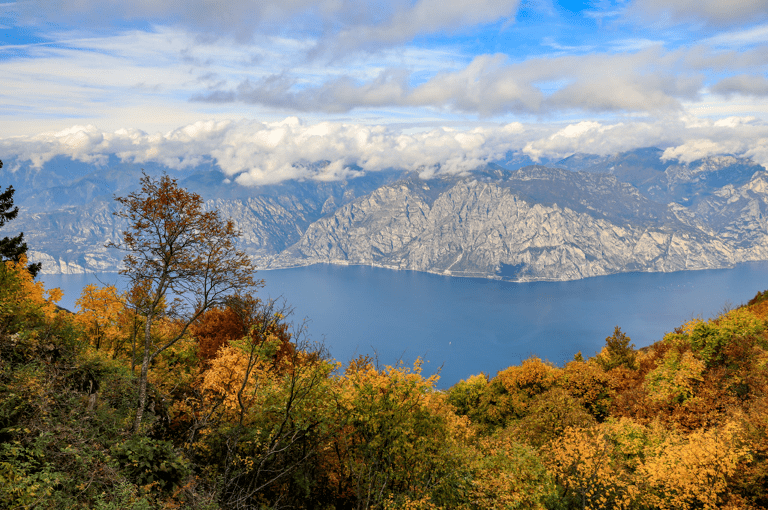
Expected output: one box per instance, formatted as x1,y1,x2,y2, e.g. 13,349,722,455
17,200,126,274
11,150,768,281
271,173,737,281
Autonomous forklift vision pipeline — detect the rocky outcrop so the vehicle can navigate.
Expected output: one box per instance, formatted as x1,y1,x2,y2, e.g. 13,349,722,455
270,175,737,281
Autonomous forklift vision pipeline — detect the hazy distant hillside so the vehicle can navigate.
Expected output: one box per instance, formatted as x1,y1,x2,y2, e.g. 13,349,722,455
5,148,768,280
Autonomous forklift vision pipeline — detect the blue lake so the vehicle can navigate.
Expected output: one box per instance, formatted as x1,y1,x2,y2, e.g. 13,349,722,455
39,262,768,388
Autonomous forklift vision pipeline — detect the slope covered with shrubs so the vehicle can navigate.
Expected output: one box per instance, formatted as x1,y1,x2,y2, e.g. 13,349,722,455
2,252,768,509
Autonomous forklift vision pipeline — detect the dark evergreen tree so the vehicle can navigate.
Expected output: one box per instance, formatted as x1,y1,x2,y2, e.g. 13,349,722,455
0,160,41,278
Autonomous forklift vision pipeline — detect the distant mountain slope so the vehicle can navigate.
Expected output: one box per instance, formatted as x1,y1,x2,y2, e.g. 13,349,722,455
270,169,738,280
6,148,768,280
578,149,764,203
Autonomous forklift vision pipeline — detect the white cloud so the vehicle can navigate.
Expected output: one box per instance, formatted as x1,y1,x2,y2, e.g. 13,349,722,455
3,115,768,185
3,10,767,130
523,114,768,165
324,0,520,52
523,120,664,161
659,116,768,165
661,139,739,162
0,119,531,184
0,26,478,135
13,0,341,41
702,23,768,48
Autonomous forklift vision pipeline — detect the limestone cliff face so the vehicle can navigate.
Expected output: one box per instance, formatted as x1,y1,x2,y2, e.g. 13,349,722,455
270,174,737,281
20,199,125,274
14,151,768,281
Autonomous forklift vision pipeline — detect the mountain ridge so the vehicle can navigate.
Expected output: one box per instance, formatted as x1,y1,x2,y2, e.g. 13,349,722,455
5,148,768,281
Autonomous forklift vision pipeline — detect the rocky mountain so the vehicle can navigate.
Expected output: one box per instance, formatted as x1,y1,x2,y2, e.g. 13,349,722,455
4,148,768,281
269,166,742,280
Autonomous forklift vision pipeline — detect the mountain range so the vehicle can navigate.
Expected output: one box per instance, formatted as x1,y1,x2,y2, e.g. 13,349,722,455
3,148,768,281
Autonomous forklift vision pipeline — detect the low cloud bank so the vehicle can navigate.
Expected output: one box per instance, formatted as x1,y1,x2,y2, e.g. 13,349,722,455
2,116,768,185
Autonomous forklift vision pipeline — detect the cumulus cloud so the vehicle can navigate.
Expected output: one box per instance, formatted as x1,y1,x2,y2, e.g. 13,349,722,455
522,115,768,167
0,119,530,184
523,120,678,161
659,116,768,164
3,116,768,185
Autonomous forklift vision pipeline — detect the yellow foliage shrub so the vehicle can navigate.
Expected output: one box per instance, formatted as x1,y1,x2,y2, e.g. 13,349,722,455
470,432,554,509
639,421,750,510
200,344,274,419
1,254,62,322
546,423,639,510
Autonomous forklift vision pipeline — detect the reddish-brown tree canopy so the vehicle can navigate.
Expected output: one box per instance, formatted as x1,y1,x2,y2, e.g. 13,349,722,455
111,172,259,319
109,172,262,432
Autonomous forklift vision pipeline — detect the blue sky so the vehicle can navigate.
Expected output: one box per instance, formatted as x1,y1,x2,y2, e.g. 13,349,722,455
1,0,768,184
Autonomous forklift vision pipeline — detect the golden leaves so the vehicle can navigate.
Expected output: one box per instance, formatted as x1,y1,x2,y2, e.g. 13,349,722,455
545,418,751,510
1,254,61,321
200,344,272,418
470,432,553,510
74,284,124,351
639,421,750,510
546,422,639,510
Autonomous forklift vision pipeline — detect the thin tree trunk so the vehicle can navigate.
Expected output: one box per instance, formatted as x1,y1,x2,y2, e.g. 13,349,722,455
130,315,138,375
132,315,154,433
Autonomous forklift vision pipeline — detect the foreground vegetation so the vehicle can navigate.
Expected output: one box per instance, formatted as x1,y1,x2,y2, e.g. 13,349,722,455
1,173,767,509
3,256,768,509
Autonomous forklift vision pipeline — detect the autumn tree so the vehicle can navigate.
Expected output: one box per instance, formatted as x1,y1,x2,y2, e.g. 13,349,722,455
0,159,41,278
0,254,62,334
74,284,124,353
639,421,749,509
185,300,337,509
546,422,639,510
109,172,260,433
191,293,295,369
479,357,559,430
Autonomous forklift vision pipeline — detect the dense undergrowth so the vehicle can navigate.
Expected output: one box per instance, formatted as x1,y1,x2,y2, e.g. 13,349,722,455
2,255,768,509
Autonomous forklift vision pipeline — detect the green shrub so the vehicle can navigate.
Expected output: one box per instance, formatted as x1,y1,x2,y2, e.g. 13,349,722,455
111,437,189,494
689,308,765,367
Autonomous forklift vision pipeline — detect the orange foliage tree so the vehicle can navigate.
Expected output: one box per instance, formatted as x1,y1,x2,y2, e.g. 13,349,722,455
639,421,750,509
191,293,294,369
109,172,260,433
546,420,640,510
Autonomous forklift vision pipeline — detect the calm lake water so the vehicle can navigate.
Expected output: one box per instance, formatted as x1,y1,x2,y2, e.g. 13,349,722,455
40,262,768,388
